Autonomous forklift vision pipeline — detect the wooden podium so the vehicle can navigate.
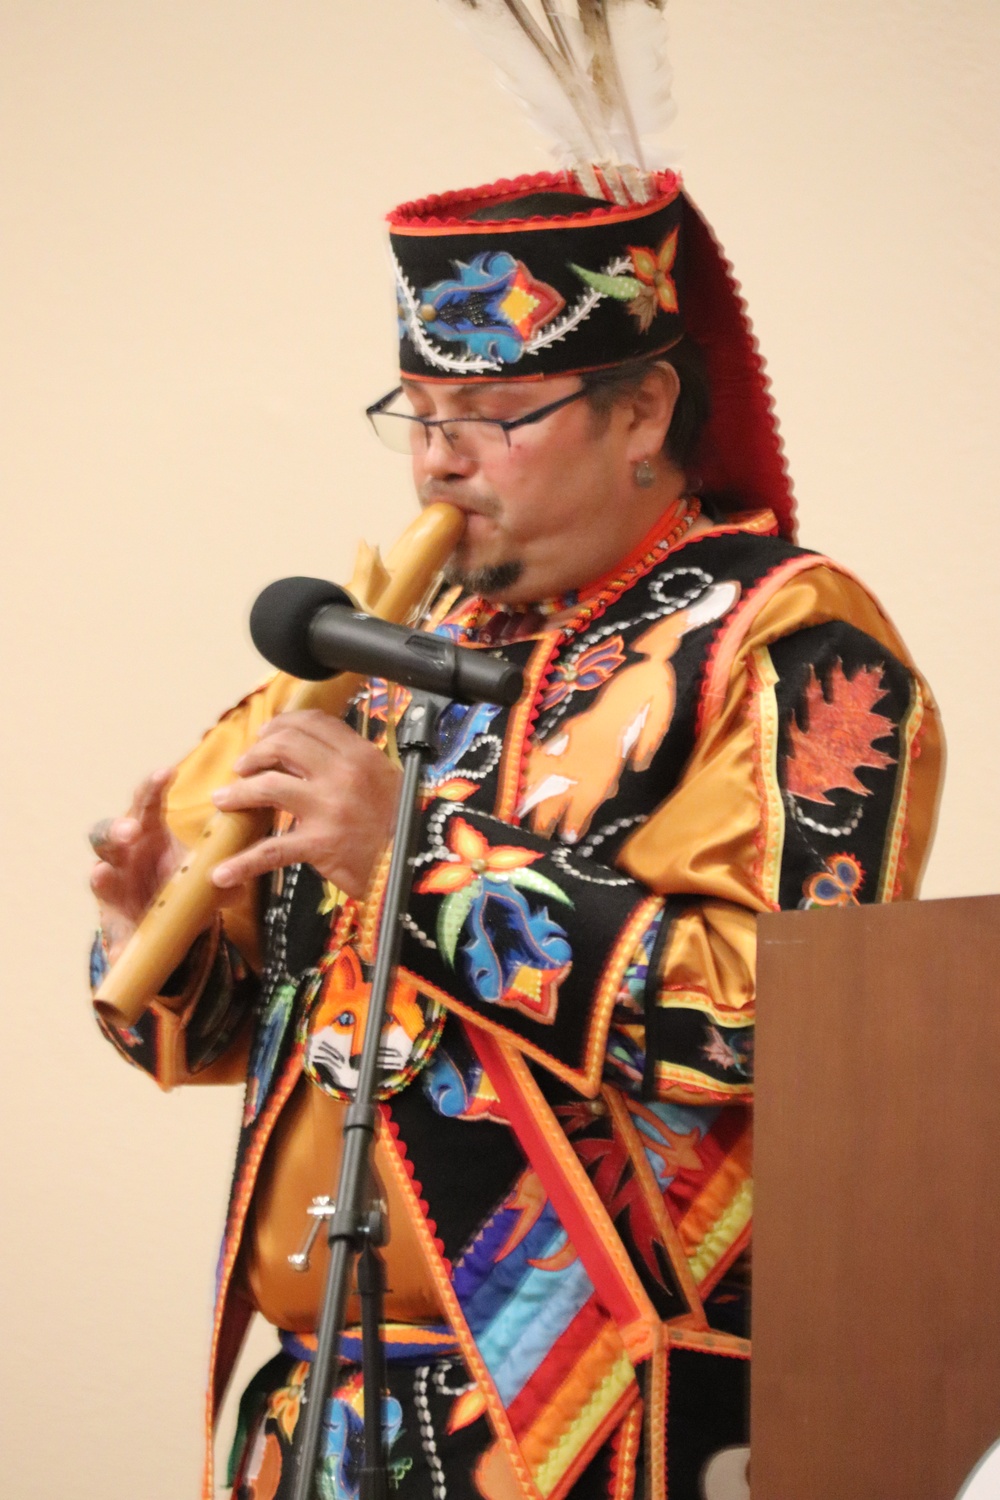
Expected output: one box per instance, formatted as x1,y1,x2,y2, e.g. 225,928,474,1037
750,894,1000,1500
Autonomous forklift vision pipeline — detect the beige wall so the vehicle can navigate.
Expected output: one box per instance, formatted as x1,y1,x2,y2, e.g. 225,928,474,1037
2,2,997,1495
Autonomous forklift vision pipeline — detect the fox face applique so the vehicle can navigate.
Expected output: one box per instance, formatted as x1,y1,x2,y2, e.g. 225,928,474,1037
305,947,428,1095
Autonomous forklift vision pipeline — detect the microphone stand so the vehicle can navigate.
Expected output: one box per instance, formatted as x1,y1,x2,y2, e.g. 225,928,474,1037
290,691,449,1500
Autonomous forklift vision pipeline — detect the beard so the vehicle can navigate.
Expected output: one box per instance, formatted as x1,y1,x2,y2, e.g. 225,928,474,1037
419,482,522,597
444,557,524,597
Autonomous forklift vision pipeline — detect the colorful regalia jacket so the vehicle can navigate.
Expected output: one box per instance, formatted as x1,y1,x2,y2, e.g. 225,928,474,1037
94,506,942,1500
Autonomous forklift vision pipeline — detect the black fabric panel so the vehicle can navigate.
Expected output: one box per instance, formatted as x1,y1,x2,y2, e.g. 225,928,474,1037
403,804,648,1080
386,1045,526,1262
184,939,257,1074
769,621,916,910
703,1249,752,1338
392,194,684,379
665,1347,750,1500
644,1001,753,1091
400,532,815,1082
282,863,331,975
642,899,681,1098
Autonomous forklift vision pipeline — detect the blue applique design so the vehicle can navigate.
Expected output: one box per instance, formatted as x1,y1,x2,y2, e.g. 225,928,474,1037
435,700,501,771
415,252,563,364
461,880,571,1005
423,700,502,802
422,1045,504,1122
89,931,108,990
318,1388,406,1500
418,817,573,1021
631,1100,716,1191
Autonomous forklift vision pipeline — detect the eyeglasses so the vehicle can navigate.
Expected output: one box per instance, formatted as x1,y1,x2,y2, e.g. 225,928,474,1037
365,385,589,457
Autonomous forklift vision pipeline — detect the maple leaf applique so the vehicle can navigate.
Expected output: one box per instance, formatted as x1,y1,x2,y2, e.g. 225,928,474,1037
785,661,896,806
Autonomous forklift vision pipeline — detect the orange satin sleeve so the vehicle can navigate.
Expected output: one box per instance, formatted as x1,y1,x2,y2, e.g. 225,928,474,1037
163,671,297,972
615,564,944,1105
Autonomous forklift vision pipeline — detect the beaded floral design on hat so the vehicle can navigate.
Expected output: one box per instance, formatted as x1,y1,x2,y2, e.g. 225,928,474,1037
389,170,684,381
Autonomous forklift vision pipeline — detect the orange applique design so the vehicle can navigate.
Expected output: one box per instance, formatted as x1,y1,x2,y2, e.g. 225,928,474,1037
242,1430,282,1500
432,776,480,804
447,1386,488,1435
416,817,545,894
306,947,426,1094
786,661,896,805
501,961,571,1026
557,1102,685,1294
802,853,864,907
270,1361,310,1441
627,227,680,331
520,582,740,840
626,1100,704,1177
494,1169,577,1270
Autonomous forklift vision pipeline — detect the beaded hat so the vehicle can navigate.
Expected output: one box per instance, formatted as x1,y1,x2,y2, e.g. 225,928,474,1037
386,2,795,538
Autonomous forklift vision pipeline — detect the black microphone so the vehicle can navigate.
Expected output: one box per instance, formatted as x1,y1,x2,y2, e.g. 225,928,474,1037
250,576,524,707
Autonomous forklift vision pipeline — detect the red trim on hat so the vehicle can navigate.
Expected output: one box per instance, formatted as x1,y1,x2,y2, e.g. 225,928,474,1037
388,168,681,233
682,198,797,540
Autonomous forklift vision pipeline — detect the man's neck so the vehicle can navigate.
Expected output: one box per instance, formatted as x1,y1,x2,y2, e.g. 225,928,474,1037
488,470,692,610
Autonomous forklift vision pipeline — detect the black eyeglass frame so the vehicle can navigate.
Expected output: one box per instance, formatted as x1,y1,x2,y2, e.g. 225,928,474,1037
365,384,590,451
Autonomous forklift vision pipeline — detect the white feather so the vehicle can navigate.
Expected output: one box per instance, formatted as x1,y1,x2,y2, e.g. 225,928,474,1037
604,0,677,169
435,0,678,202
437,0,606,186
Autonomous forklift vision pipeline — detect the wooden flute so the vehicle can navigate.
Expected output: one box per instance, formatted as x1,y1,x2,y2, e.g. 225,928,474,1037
94,501,465,1030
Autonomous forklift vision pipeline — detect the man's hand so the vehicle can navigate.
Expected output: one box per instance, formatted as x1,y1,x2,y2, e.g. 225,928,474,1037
89,768,183,964
209,710,402,899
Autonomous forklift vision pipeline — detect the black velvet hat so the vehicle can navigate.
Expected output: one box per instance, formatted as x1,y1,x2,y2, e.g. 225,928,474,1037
389,169,683,381
387,168,796,539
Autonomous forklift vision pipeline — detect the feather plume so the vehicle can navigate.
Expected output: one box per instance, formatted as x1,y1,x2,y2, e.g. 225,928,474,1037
437,0,605,195
435,0,677,203
602,0,677,167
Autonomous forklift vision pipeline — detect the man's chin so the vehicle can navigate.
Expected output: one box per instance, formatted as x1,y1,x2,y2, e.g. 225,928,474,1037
444,558,525,598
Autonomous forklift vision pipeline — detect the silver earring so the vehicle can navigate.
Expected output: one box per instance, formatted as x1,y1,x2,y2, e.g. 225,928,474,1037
634,458,656,488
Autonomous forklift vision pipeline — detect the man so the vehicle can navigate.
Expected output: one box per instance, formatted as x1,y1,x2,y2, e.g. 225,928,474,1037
91,173,942,1500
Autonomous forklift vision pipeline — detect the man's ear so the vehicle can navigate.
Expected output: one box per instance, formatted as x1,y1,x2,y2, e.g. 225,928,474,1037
624,362,680,460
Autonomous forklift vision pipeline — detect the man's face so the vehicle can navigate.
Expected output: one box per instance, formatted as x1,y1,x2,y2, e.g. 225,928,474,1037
403,374,656,605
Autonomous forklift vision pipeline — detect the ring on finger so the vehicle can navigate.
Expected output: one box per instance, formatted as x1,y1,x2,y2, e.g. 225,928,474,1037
88,817,117,858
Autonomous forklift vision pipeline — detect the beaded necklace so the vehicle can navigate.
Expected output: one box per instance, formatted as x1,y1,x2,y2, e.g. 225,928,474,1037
455,495,701,645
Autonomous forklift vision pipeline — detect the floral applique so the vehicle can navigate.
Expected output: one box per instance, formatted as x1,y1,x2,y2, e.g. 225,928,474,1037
801,853,864,908
416,817,573,1023
318,1373,410,1500
570,227,679,332
271,1361,311,1441
414,252,565,364
539,634,628,712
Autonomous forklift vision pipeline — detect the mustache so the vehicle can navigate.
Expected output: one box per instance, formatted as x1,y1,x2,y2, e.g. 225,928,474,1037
419,481,501,519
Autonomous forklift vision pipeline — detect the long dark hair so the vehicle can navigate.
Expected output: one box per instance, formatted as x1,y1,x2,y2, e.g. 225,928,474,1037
581,336,711,475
